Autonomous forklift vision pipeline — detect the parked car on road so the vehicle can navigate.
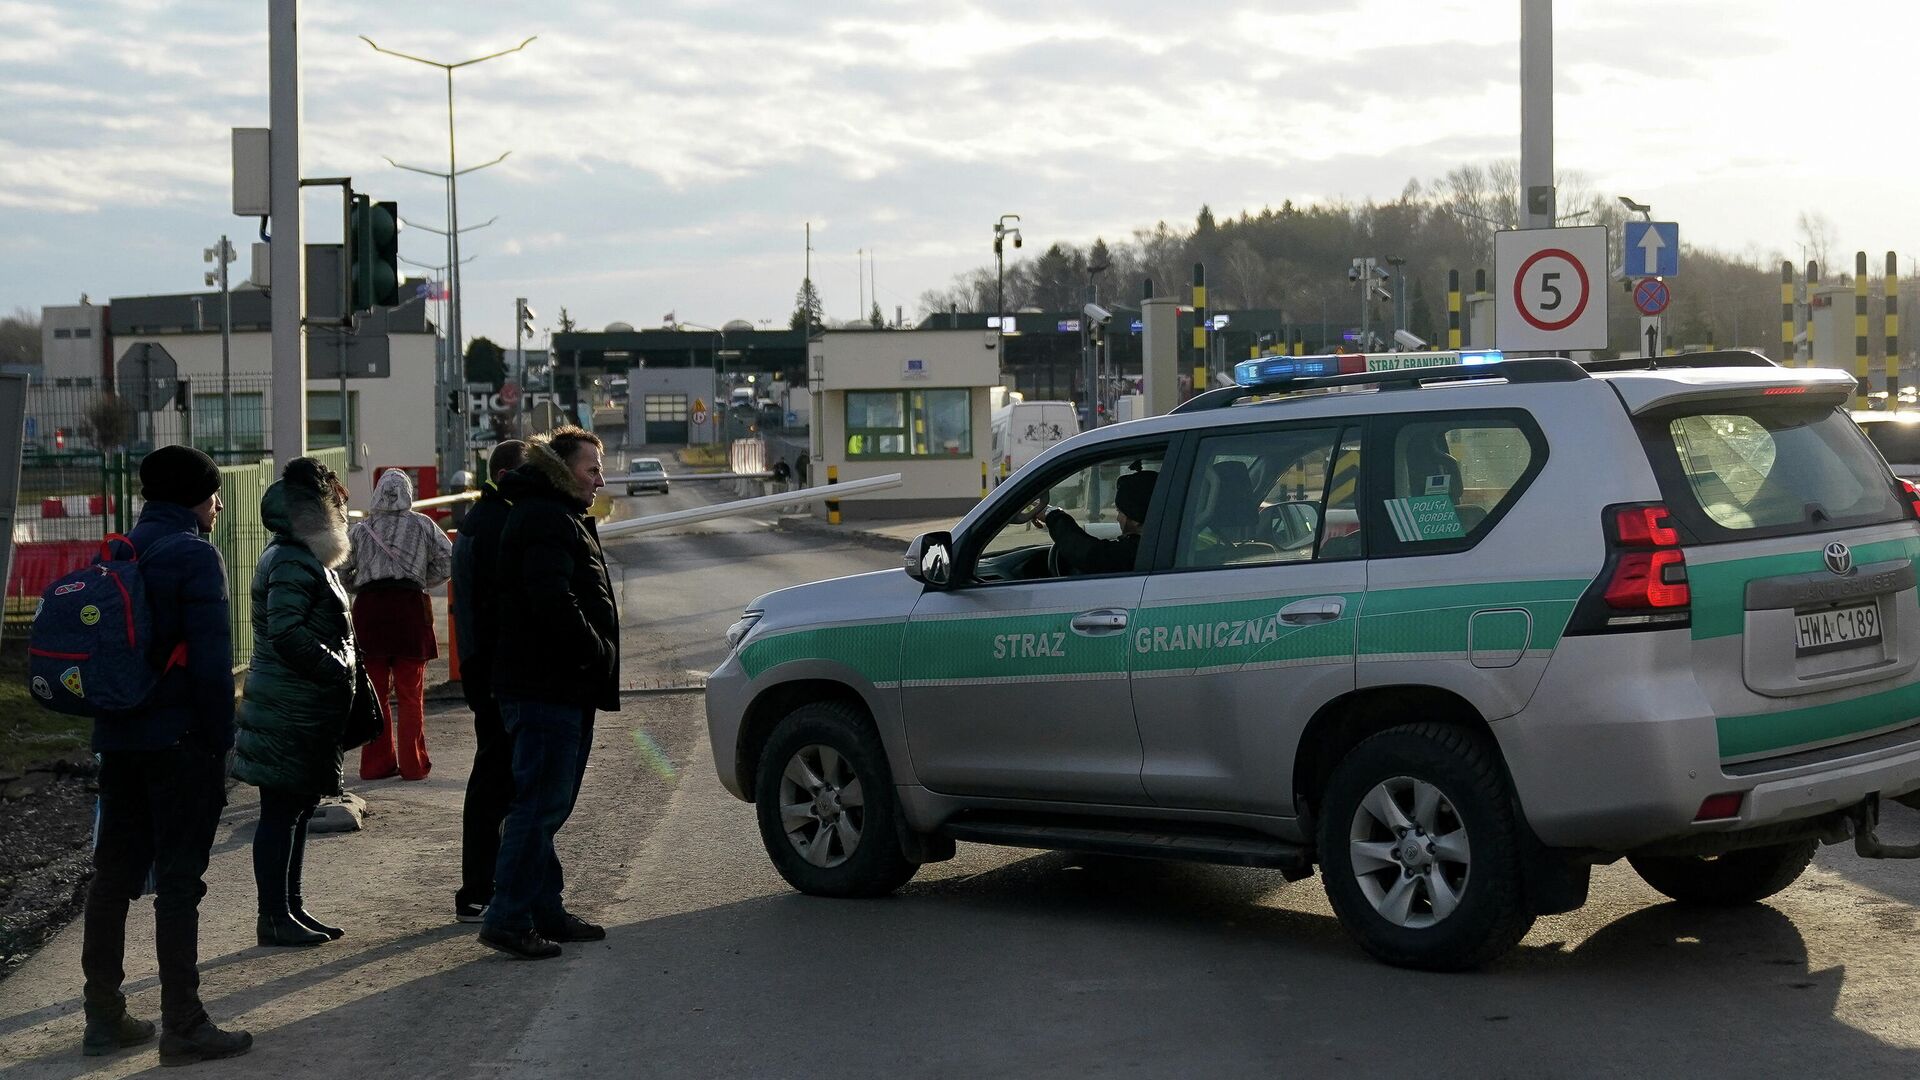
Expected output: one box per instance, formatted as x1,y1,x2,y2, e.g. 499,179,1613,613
708,348,1920,970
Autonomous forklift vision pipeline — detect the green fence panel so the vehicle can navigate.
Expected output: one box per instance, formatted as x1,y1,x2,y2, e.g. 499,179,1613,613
212,459,272,669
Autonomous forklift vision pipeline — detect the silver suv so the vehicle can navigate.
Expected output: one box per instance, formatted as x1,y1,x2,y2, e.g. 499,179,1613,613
706,350,1920,969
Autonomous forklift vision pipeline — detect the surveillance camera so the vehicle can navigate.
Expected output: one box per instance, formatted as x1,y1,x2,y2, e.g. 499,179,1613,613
1373,265,1390,280
1347,266,1361,282
1083,303,1112,325
1394,329,1429,350
1013,235,1023,249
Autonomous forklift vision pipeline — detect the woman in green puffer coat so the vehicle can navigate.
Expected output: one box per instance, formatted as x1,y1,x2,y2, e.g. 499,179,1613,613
232,457,360,948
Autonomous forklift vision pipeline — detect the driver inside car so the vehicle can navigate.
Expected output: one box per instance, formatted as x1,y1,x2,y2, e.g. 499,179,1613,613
1042,467,1157,576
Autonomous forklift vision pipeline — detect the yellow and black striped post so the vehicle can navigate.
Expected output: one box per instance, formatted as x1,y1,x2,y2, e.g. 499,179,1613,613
1807,260,1820,364
1291,330,1303,357
1780,261,1795,368
1447,269,1462,350
1887,251,1900,399
1191,262,1208,393
826,464,841,525
980,460,988,500
1857,251,1871,408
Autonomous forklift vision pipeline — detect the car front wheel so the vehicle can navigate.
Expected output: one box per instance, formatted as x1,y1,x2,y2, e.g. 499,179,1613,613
1317,723,1534,971
754,701,917,898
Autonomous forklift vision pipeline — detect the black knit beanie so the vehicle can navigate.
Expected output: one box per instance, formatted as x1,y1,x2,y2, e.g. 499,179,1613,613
139,445,222,507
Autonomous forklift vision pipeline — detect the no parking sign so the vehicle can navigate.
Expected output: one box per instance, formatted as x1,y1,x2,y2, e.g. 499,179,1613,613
1494,226,1610,351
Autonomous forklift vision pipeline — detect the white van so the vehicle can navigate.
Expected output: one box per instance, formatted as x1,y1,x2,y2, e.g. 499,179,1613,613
990,400,1079,485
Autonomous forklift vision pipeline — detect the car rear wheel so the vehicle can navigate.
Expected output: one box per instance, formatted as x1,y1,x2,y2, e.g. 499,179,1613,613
1317,723,1534,971
754,701,917,898
1628,840,1817,907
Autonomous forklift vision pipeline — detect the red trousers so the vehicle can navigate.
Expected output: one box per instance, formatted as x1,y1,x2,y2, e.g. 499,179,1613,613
359,656,431,781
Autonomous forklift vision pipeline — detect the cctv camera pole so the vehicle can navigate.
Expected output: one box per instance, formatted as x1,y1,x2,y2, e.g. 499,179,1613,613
1520,0,1554,230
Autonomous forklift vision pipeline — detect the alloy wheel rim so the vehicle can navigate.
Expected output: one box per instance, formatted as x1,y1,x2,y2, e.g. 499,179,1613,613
777,743,865,869
1347,775,1472,929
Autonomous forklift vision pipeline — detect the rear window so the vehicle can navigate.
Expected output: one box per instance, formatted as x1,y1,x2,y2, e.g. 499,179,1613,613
1652,406,1903,536
632,460,663,472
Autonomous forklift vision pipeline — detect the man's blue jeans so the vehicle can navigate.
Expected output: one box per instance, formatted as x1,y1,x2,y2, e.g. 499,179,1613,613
484,695,594,933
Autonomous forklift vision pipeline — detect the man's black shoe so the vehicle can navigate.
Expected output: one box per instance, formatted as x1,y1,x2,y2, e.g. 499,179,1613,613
454,901,487,924
536,912,606,943
82,1012,155,1056
479,926,561,960
158,1017,252,1067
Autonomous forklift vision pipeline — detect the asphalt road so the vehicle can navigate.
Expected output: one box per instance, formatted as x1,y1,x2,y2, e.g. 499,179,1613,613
2,499,1919,1078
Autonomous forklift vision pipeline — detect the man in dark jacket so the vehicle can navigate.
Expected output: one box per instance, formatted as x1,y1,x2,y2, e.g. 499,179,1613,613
1044,467,1157,576
480,427,619,959
79,445,253,1064
450,438,525,923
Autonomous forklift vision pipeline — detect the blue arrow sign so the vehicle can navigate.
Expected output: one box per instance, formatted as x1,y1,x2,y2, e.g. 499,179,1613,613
1624,221,1679,277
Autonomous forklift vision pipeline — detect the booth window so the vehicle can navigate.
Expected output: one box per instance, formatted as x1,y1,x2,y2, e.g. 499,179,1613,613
847,389,971,458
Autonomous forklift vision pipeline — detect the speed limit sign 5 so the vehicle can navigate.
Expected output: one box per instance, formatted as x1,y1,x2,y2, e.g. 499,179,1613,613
1494,226,1610,350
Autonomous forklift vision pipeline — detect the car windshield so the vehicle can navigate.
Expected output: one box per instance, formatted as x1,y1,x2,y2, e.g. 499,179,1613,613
632,460,662,472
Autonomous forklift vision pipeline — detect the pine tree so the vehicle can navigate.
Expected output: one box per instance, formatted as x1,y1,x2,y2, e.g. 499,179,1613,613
790,278,825,331
869,302,885,328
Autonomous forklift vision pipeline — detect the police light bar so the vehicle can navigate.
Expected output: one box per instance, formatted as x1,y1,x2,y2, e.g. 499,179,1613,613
1234,350,1505,388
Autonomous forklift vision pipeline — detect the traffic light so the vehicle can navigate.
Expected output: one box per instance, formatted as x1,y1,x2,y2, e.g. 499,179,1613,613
516,297,537,341
348,194,400,312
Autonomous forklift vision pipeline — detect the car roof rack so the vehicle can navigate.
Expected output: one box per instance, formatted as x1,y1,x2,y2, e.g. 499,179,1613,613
1170,356,1590,415
1580,349,1777,373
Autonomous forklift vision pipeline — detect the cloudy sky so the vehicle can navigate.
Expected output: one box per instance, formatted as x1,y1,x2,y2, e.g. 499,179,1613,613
4,0,1917,350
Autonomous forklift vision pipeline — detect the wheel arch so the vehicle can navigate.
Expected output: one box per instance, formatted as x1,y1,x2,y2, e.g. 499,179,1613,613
1292,684,1496,825
735,678,877,802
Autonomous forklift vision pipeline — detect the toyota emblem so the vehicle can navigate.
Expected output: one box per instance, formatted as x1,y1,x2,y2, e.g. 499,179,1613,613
1824,541,1853,576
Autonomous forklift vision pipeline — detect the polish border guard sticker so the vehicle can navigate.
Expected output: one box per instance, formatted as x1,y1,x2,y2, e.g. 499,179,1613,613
1385,495,1466,542
79,604,100,626
60,666,84,698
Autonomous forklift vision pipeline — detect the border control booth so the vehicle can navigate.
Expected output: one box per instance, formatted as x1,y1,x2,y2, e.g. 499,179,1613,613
811,329,997,521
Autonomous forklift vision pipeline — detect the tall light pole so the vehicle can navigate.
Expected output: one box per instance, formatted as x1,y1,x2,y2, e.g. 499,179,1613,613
400,209,496,465
994,214,1022,334
202,237,236,456
360,32,533,488
680,321,726,443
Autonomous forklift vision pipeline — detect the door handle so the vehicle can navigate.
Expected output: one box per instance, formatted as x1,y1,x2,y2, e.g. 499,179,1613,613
1278,596,1346,625
1070,608,1129,634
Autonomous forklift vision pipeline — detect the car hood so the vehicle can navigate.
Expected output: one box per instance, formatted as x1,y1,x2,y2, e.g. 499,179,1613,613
745,567,919,631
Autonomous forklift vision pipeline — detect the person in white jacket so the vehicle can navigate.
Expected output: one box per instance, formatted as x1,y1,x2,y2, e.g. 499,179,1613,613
342,469,453,780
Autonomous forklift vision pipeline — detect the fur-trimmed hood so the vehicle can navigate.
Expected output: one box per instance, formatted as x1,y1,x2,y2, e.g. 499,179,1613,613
261,470,351,568
500,437,594,509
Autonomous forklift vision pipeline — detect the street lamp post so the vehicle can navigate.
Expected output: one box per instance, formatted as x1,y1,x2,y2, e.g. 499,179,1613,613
680,322,726,443
993,214,1022,334
361,33,534,489
398,208,497,463
202,237,236,456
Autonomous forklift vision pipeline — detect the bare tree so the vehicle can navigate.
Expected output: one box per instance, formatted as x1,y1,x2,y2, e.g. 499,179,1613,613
1798,210,1836,278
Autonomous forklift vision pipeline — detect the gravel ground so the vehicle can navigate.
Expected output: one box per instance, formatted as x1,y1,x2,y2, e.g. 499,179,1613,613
0,768,96,981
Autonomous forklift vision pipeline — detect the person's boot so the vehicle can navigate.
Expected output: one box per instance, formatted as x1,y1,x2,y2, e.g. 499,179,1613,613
158,1014,252,1067
256,911,329,947
82,1010,156,1056
287,896,345,940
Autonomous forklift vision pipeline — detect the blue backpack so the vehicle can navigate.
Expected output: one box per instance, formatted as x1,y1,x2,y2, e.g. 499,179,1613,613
27,532,189,717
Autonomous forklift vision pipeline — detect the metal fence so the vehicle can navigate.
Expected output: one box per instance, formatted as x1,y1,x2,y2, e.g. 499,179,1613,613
7,371,354,670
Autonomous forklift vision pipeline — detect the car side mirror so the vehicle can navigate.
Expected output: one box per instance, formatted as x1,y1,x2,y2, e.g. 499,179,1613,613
904,531,954,589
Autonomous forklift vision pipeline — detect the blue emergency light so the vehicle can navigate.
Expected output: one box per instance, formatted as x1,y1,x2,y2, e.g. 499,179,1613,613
1234,349,1508,389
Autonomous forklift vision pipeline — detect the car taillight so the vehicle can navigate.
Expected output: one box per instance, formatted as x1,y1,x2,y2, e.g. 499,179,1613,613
1901,479,1920,522
1567,503,1692,634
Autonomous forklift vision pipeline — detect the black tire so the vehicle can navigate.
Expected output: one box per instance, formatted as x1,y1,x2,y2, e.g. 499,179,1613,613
1628,840,1817,907
754,701,917,898
1317,723,1535,971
